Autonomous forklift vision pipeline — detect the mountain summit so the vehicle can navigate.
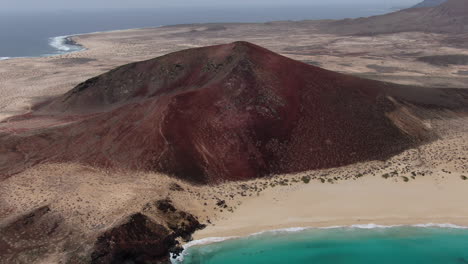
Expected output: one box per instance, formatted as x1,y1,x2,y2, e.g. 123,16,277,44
1,42,467,183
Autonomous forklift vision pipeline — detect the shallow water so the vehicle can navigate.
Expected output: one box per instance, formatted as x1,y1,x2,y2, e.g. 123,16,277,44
176,226,468,264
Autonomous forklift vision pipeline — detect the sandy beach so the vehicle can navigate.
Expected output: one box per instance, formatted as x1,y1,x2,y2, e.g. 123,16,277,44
194,175,468,240
192,116,468,239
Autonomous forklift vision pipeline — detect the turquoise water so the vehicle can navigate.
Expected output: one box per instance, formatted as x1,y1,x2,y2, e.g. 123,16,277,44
175,226,468,264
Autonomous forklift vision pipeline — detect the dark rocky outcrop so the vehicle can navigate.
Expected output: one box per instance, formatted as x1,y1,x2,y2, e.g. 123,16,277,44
90,213,174,264
0,202,204,264
91,200,204,264
0,206,70,263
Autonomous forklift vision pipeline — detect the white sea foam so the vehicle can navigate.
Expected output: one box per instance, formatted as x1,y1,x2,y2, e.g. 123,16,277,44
348,223,399,229
184,236,239,247
412,223,468,229
170,236,238,263
0,57,10,61
250,226,308,236
48,35,82,52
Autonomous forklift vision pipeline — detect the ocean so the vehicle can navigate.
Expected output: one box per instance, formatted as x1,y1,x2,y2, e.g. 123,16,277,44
0,5,397,59
173,225,468,264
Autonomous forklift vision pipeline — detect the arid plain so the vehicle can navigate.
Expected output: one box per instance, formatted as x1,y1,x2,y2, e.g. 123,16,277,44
1,19,468,263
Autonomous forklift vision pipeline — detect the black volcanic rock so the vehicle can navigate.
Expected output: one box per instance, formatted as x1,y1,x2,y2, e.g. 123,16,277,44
90,214,173,264
90,211,204,264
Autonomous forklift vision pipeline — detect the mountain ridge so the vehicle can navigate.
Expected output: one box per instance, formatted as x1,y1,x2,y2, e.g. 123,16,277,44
321,0,468,35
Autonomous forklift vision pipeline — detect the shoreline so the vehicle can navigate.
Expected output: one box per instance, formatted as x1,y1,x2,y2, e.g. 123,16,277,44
191,156,468,244
2,24,164,63
48,35,86,55
0,25,165,61
189,222,468,246
0,35,86,61
192,219,468,244
172,222,468,262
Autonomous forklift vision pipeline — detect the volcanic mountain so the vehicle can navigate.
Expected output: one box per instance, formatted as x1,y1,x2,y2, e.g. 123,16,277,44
1,42,468,183
322,0,468,35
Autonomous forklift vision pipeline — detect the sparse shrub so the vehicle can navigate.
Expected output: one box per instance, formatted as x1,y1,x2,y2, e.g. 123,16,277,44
461,176,468,180
382,173,390,179
319,178,325,183
301,176,311,184
401,176,409,182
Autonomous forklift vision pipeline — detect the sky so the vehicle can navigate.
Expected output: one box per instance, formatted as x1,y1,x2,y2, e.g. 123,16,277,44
2,0,423,10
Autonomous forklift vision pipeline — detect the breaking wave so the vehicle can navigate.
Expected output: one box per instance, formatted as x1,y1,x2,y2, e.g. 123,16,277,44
48,35,83,54
170,223,468,263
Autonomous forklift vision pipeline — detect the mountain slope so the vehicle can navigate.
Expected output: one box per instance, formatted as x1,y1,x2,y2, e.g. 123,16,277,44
1,42,467,183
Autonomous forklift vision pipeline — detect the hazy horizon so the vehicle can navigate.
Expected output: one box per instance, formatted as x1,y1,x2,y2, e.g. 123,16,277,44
0,3,402,58
1,0,423,11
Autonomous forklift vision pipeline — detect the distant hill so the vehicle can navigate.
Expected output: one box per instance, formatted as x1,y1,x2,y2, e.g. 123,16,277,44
412,0,447,8
321,0,468,35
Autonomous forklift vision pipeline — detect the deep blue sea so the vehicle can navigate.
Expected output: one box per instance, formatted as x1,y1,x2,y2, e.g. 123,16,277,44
173,225,468,264
0,5,398,59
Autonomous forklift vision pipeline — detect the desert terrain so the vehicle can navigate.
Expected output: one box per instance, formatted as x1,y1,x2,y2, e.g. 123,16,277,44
2,21,468,121
1,114,468,262
1,1,468,263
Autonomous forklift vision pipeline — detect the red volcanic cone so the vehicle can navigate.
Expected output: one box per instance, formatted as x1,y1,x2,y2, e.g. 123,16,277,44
1,42,467,183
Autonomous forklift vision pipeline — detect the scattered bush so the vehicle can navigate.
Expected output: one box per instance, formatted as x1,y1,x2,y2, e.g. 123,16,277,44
301,176,311,184
461,175,468,180
382,173,390,179
401,176,409,182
